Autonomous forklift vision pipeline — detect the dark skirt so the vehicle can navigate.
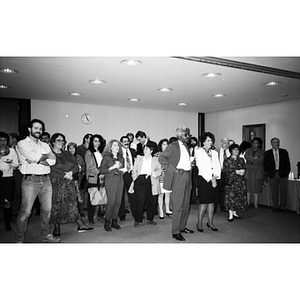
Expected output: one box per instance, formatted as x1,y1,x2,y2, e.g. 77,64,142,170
50,177,80,224
197,175,219,204
0,176,15,208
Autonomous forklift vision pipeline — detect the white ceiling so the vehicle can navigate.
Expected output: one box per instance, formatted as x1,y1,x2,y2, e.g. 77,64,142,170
1,56,300,113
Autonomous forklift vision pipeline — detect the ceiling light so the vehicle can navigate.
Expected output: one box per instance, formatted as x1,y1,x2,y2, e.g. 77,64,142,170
256,99,262,102
69,92,83,96
177,102,188,106
281,94,288,97
128,98,140,102
202,72,221,78
157,87,173,92
89,79,106,84
212,93,226,97
264,81,281,86
0,84,10,89
121,59,142,66
0,68,18,74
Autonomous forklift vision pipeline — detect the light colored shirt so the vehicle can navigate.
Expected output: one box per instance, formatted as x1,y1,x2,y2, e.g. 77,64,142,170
16,137,55,175
94,152,103,167
140,156,152,176
176,140,191,171
195,147,221,182
219,147,231,169
0,148,19,177
273,149,280,170
120,147,133,173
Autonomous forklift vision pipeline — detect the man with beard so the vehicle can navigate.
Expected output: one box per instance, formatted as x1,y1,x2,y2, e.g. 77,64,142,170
159,126,194,241
15,119,60,243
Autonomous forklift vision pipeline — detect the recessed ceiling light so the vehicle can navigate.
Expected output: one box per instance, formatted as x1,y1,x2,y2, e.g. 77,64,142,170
202,72,221,78
212,93,226,97
177,102,188,106
0,84,10,89
281,94,288,97
0,68,18,74
89,79,106,84
128,98,140,102
264,81,281,86
218,106,223,109
121,59,142,66
157,87,173,92
69,92,83,96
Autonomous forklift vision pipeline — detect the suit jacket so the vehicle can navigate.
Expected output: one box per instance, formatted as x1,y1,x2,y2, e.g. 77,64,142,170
264,148,290,178
85,150,101,184
158,140,192,191
136,139,157,156
244,147,265,179
130,156,162,195
99,154,125,178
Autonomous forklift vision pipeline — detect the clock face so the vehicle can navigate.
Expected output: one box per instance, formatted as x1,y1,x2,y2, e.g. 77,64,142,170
81,113,93,125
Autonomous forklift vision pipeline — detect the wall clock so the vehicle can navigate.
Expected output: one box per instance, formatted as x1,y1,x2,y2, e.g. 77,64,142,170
81,113,93,125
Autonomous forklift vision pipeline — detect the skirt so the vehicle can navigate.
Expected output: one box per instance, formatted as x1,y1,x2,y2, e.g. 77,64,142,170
50,177,80,224
197,175,219,204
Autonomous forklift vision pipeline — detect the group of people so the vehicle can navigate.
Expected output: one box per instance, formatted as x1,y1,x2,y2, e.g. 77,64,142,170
0,118,291,242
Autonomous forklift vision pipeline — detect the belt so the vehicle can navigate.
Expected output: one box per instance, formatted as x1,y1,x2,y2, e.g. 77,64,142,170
24,174,49,177
175,169,190,174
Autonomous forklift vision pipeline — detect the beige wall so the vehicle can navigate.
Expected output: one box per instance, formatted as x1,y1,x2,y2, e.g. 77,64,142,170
206,98,300,174
31,100,198,147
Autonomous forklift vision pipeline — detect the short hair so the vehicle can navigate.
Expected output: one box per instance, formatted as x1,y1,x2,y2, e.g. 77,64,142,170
29,119,45,132
229,143,240,154
175,126,190,138
158,138,169,152
271,137,280,143
0,131,10,143
200,132,215,146
145,140,158,156
220,137,229,143
81,133,92,145
252,137,263,147
189,136,198,145
120,135,129,143
50,133,66,147
239,141,251,155
102,139,123,157
88,134,106,153
135,131,146,139
41,131,50,138
169,136,178,144
126,132,134,139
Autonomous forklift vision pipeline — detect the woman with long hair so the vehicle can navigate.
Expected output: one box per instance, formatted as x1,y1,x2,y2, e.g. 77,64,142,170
156,138,172,219
85,134,106,224
100,139,124,231
194,132,221,232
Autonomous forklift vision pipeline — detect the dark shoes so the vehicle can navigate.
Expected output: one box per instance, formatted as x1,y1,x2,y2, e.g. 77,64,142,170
148,220,157,225
53,224,61,237
181,228,194,234
111,219,121,229
166,213,172,217
172,233,185,241
196,225,203,232
104,219,112,231
77,227,94,233
206,223,218,231
134,221,140,228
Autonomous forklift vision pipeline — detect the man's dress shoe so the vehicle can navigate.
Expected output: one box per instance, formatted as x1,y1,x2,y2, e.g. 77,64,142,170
180,228,194,234
172,233,185,241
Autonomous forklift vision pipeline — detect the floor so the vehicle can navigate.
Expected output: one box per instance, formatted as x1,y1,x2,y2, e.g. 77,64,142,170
1,204,299,243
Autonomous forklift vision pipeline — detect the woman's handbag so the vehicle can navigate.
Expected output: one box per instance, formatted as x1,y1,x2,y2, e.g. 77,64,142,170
88,186,108,205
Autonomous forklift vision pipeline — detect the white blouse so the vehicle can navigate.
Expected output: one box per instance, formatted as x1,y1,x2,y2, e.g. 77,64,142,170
195,147,221,182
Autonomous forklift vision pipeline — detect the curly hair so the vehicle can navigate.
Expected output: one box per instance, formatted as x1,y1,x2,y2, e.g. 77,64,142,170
88,134,106,153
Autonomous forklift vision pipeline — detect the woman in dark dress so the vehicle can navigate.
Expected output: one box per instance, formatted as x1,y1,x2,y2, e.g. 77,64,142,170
223,144,247,221
50,133,93,237
194,132,221,232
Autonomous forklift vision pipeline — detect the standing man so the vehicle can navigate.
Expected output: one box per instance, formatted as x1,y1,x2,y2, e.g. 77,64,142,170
135,131,150,156
159,126,194,241
15,119,60,243
77,133,92,160
216,137,231,212
118,136,136,221
264,137,291,213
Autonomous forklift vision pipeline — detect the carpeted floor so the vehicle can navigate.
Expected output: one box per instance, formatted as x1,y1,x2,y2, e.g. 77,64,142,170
1,204,299,243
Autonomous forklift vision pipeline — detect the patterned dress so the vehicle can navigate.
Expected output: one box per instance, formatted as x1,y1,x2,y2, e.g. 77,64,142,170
223,156,247,211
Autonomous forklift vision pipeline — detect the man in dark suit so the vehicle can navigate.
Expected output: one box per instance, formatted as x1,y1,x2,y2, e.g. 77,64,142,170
135,130,149,156
118,136,136,221
264,137,291,212
159,126,194,241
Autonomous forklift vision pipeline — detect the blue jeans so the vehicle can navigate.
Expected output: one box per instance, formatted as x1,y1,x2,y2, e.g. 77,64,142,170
15,175,52,242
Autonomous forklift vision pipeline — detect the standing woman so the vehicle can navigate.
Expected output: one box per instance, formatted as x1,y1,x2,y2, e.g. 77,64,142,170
244,137,264,209
156,138,172,219
100,140,124,231
195,132,221,232
0,131,19,231
130,141,162,227
85,134,106,224
50,133,93,237
223,144,247,221
67,142,86,217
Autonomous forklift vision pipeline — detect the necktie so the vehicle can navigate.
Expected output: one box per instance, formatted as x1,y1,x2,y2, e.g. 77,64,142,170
223,149,226,158
126,150,131,172
275,150,279,169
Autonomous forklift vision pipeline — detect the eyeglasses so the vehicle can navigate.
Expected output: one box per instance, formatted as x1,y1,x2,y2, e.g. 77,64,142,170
56,139,65,143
